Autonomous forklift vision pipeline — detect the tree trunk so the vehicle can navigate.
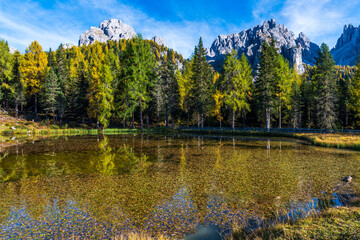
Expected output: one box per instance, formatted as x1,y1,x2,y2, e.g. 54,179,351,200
278,106,282,129
132,112,135,129
15,102,19,118
156,113,159,127
146,115,149,128
4,92,8,109
123,119,126,128
165,110,169,127
53,110,56,125
34,93,38,116
171,115,174,128
307,106,311,129
197,114,200,128
232,109,235,130
139,99,143,129
219,120,222,128
345,105,349,127
201,114,204,129
97,119,99,129
186,112,189,128
266,108,271,130
242,111,246,128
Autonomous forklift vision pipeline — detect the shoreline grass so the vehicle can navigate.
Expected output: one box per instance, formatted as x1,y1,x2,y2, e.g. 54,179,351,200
3,122,360,151
232,207,360,239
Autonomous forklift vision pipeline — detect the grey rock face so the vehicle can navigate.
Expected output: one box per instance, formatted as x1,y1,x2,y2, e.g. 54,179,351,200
151,36,167,47
331,24,360,66
62,43,75,49
207,19,319,73
8,46,17,54
79,19,137,46
296,32,319,66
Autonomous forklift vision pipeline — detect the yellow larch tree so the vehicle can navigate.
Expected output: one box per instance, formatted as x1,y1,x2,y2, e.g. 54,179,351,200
20,40,48,115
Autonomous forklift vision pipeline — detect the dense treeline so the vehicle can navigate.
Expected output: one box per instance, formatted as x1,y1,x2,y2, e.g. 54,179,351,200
0,36,359,129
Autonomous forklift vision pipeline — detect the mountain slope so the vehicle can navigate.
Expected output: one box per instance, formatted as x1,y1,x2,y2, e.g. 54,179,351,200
331,24,360,66
206,19,319,73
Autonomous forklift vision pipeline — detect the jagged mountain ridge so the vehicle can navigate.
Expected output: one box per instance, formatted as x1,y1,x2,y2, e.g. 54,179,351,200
331,24,360,66
206,19,320,73
79,19,167,48
71,18,360,68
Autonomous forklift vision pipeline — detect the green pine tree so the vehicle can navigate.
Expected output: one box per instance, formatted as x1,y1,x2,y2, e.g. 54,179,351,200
11,51,25,116
0,40,14,109
190,37,213,128
221,50,253,129
254,39,278,129
350,57,360,126
41,68,61,123
313,43,336,129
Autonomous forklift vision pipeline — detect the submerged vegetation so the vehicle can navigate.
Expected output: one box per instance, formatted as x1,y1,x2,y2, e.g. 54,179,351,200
234,207,360,239
1,134,360,239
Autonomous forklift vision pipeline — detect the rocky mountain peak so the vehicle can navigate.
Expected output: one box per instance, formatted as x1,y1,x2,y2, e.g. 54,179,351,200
8,46,17,54
62,43,75,49
151,36,167,47
207,19,319,73
79,19,137,46
331,24,360,66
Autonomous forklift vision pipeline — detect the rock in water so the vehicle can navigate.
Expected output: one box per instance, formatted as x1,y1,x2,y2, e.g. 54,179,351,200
331,24,360,66
185,227,222,240
79,19,137,46
206,19,320,74
341,175,353,183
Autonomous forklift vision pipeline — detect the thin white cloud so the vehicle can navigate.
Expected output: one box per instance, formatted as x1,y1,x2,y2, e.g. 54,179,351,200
280,0,360,48
0,1,82,52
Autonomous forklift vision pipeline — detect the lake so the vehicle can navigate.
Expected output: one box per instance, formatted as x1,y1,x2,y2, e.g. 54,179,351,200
0,134,359,239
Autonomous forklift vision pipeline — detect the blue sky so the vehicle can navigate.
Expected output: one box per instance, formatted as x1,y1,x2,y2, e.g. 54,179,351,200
1,0,360,57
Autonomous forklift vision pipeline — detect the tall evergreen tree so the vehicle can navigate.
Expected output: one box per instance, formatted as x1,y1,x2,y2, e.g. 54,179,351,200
11,51,25,116
158,49,180,126
20,40,48,115
41,68,61,122
290,66,302,128
0,40,13,109
72,60,89,123
190,38,213,128
350,57,360,126
221,51,253,129
87,42,114,129
275,55,293,128
254,39,278,129
177,60,193,127
313,43,336,129
119,36,156,129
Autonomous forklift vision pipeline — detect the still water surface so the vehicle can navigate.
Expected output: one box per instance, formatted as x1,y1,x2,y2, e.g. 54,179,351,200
0,134,359,239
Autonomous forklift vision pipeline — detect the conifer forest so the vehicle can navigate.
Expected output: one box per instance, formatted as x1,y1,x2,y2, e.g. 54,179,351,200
0,36,358,130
